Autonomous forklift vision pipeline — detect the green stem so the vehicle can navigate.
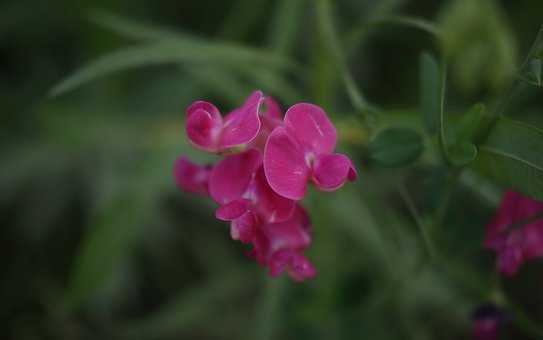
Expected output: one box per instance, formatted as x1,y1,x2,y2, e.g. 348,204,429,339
314,0,378,126
253,276,287,340
398,183,437,261
434,167,462,228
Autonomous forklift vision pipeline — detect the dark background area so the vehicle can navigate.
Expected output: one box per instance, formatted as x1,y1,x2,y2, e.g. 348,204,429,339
2,0,543,339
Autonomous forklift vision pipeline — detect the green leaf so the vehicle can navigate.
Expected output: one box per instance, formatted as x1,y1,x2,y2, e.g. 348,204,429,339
368,127,424,167
90,10,188,41
50,39,293,97
477,118,543,201
370,15,441,38
420,52,440,134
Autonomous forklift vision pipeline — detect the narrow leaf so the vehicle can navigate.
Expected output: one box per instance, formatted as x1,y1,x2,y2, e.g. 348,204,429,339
91,10,187,41
50,40,293,97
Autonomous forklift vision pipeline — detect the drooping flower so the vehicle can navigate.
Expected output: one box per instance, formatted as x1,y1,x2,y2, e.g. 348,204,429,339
186,91,264,153
484,190,543,276
263,103,357,200
471,303,507,340
249,204,317,281
173,156,212,195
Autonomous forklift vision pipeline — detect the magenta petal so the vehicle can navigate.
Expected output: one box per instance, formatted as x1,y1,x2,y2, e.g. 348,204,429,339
263,127,309,200
264,205,312,252
220,91,263,150
284,103,337,154
254,168,295,223
186,108,222,152
312,153,353,192
348,162,358,181
230,211,257,244
263,97,283,120
497,246,523,276
209,149,262,204
186,100,221,121
215,199,251,221
268,250,291,277
522,223,543,260
268,250,316,281
287,252,317,281
173,156,211,195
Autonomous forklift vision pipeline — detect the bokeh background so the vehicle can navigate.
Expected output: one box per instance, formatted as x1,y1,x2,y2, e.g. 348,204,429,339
2,0,543,339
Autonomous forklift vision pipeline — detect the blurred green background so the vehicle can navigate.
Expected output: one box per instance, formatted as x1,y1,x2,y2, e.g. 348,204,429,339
2,0,543,339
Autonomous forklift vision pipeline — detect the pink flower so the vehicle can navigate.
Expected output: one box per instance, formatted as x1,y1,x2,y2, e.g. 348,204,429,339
176,90,358,281
484,190,543,276
249,204,317,281
186,91,264,153
173,156,212,195
209,149,295,241
263,103,357,200
471,304,507,340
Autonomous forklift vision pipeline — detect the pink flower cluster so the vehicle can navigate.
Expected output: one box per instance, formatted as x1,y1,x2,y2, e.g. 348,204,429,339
174,91,357,281
485,190,543,276
471,304,507,340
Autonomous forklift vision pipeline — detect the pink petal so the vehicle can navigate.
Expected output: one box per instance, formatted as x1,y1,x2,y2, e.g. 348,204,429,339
186,108,222,152
209,149,262,204
230,211,257,244
284,103,337,154
522,222,543,260
268,250,316,281
312,153,354,192
215,199,251,221
264,205,312,253
186,100,221,122
497,246,523,276
348,162,358,181
220,91,263,150
484,191,521,244
496,230,524,276
263,97,283,120
250,97,283,151
268,250,292,277
286,252,317,281
173,156,211,195
263,127,309,200
253,167,295,223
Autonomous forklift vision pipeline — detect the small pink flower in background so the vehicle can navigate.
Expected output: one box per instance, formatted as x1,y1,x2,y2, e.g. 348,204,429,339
485,190,543,276
173,157,212,195
264,103,357,200
186,91,264,153
471,304,507,340
175,91,357,281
